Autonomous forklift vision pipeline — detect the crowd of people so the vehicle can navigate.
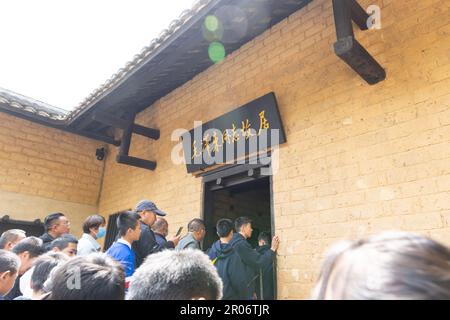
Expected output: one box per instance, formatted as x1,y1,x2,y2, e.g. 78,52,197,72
1,199,450,300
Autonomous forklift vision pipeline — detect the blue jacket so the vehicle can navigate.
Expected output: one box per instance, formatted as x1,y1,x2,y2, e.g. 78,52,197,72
106,241,136,278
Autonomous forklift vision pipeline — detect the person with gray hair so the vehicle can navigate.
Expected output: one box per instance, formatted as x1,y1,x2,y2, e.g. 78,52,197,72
311,231,450,300
176,218,206,251
0,249,21,299
152,217,170,247
128,248,223,300
4,237,45,300
0,229,26,251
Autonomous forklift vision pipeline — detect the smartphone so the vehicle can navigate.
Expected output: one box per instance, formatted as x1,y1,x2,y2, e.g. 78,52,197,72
176,227,183,237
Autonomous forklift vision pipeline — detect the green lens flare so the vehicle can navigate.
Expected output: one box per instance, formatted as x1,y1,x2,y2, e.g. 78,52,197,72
204,15,219,32
208,42,226,63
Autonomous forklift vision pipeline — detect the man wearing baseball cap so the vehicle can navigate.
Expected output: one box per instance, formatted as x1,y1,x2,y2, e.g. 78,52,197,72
132,200,181,268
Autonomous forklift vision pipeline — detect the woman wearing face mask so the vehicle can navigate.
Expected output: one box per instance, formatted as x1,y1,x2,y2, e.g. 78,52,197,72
77,215,107,256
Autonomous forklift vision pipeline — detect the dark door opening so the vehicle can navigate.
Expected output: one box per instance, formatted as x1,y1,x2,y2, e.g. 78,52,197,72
202,164,276,300
0,216,44,237
204,178,272,249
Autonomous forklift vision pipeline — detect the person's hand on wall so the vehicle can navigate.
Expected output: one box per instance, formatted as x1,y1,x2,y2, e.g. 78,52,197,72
271,235,280,252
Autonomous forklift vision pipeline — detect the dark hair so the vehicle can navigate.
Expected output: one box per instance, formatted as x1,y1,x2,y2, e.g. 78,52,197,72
31,252,69,292
50,253,125,300
216,219,234,238
49,234,78,251
82,215,106,234
44,213,65,232
235,217,252,233
128,249,222,300
12,237,45,258
0,249,20,274
312,232,450,300
0,229,26,249
117,211,141,237
258,231,271,245
187,218,205,232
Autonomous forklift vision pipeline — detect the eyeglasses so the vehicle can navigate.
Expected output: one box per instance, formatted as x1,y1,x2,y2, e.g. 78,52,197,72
57,221,70,227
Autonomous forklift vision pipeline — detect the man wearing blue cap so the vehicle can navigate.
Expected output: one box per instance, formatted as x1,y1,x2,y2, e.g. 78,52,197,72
133,200,181,267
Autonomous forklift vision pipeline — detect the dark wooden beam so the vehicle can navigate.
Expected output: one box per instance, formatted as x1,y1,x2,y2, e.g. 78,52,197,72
332,0,386,85
248,167,262,178
92,110,131,128
348,0,370,31
118,115,135,156
202,162,271,183
114,114,157,170
333,0,354,39
209,176,258,191
116,154,157,171
91,110,160,140
334,36,386,85
132,125,160,140
75,115,92,131
78,130,121,146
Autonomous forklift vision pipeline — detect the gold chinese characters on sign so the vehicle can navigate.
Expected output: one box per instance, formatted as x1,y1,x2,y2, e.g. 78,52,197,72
192,111,270,159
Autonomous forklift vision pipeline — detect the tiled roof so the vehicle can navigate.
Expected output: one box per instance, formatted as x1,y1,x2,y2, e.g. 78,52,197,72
0,87,68,121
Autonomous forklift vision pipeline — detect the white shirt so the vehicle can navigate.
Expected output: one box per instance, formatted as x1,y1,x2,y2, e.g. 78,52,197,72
20,267,34,299
77,233,101,256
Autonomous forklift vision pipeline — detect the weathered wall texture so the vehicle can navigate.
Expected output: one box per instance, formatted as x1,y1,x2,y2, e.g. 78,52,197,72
0,112,105,236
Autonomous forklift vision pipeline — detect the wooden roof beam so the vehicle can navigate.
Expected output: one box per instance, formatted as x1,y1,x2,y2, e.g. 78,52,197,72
91,110,160,140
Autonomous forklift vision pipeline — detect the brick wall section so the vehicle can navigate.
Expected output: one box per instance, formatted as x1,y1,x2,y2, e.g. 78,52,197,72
0,112,105,206
98,0,450,299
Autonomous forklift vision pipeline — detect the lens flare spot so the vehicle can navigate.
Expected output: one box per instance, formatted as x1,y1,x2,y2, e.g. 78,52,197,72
204,15,219,32
208,42,226,63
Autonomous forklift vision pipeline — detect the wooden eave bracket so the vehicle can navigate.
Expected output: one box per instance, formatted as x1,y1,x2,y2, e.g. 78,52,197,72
332,0,386,85
92,112,159,170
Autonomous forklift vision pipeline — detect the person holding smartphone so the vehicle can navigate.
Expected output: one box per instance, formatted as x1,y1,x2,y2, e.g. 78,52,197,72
133,200,182,268
152,217,182,248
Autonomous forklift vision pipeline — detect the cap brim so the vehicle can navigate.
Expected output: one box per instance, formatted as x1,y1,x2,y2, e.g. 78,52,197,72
154,209,166,216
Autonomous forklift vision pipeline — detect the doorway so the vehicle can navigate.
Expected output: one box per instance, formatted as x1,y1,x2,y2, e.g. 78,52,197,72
0,216,44,237
201,164,277,299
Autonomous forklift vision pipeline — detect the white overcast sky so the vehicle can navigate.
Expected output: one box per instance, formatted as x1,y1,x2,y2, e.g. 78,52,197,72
0,0,194,111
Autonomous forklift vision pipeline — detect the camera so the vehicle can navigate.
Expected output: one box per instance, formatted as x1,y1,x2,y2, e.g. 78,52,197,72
96,147,106,161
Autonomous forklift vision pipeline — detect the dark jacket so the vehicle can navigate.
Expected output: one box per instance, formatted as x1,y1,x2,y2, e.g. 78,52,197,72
4,276,21,300
208,240,248,300
154,233,168,247
39,233,55,251
229,233,274,300
255,245,274,300
132,222,175,267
